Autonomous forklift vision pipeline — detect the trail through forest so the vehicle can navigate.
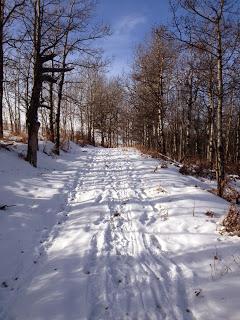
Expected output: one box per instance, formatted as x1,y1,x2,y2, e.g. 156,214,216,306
1,147,240,320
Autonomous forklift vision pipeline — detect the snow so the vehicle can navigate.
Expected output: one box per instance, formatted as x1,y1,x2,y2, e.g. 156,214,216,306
0,145,240,320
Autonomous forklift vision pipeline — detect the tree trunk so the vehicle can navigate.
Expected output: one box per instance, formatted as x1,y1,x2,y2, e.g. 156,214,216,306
26,67,42,167
55,66,65,154
236,108,240,162
207,79,215,167
26,0,42,167
225,103,233,162
49,81,55,142
186,79,193,157
55,73,64,155
216,21,225,197
101,130,104,147
27,120,40,167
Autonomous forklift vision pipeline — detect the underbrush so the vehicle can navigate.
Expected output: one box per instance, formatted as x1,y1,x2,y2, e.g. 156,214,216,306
3,130,28,144
209,182,240,204
74,131,94,146
135,145,180,166
220,205,240,236
135,145,240,204
179,161,215,180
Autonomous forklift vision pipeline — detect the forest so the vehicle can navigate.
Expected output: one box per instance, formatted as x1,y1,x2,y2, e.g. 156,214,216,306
0,0,239,196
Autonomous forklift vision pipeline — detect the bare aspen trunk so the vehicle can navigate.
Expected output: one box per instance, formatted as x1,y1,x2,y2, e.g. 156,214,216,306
87,106,91,142
216,21,225,197
92,127,95,146
5,85,14,132
49,82,55,142
236,108,240,162
179,123,183,161
55,72,64,155
70,117,74,141
55,34,68,155
49,61,55,143
207,80,215,166
25,61,31,112
225,103,233,161
16,65,21,133
101,129,104,147
157,67,166,154
158,106,166,154
186,78,193,157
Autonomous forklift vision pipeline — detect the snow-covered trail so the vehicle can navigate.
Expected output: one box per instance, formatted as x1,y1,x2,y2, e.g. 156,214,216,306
8,148,190,320
77,149,190,320
5,147,240,320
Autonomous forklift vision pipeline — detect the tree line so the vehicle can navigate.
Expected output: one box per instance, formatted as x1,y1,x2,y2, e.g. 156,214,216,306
0,0,109,166
127,0,240,196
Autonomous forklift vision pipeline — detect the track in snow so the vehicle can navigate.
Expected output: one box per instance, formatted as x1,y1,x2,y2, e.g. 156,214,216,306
8,148,192,320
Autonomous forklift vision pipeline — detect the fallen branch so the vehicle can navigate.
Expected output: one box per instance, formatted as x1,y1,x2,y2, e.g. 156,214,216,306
0,204,16,210
156,152,181,166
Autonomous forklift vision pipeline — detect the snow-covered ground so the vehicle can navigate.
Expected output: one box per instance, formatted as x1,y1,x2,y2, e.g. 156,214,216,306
0,145,240,320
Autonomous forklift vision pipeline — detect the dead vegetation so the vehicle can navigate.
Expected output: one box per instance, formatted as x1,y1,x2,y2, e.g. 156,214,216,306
209,178,240,204
221,185,240,204
156,186,168,194
179,161,215,180
179,160,240,179
178,160,240,203
136,145,180,166
5,131,28,144
220,205,240,236
205,210,215,218
159,207,169,221
153,162,168,173
160,162,168,168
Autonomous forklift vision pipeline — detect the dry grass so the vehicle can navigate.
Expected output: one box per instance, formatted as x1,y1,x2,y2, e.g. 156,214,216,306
4,131,28,144
136,145,162,159
74,131,92,146
135,145,179,167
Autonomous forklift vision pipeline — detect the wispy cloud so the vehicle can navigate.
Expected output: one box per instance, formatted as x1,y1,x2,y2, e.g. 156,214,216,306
100,13,146,53
98,13,147,76
115,14,147,35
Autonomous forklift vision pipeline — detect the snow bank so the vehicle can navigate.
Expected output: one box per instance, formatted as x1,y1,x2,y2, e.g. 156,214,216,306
0,141,85,318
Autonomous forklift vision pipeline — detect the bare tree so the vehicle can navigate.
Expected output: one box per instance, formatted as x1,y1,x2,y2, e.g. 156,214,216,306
170,0,240,195
0,0,25,138
25,0,73,166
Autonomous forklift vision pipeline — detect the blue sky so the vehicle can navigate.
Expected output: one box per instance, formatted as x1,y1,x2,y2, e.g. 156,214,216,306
95,0,171,77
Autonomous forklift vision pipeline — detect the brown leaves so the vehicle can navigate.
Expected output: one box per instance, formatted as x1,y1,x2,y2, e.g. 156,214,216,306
221,205,240,236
